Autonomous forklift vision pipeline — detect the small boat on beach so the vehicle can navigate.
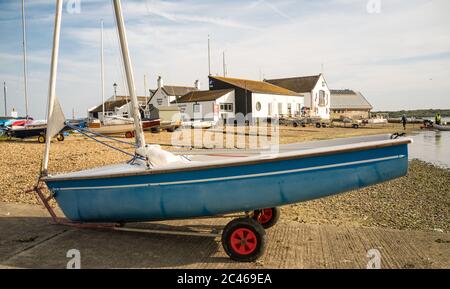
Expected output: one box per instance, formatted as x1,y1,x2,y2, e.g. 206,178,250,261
44,134,411,224
5,120,67,143
88,118,159,138
433,124,450,131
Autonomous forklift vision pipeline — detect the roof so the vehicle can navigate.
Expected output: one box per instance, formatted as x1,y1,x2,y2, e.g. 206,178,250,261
89,96,149,113
113,95,149,102
330,90,373,110
265,75,321,93
162,86,198,96
174,89,234,104
90,100,129,113
210,76,301,96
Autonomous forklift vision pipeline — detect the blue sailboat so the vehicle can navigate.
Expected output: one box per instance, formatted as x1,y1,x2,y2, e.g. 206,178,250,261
38,0,412,262
43,134,410,223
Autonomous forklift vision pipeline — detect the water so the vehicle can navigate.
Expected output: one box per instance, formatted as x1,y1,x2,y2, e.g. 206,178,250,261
409,126,450,169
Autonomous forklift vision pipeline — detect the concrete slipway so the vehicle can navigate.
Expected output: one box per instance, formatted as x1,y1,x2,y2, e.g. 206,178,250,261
0,202,448,269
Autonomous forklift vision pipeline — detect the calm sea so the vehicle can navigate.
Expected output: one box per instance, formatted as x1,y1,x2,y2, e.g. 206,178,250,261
408,118,450,169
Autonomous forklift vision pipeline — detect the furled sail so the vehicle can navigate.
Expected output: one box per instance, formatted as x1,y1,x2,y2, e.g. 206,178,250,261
47,96,66,138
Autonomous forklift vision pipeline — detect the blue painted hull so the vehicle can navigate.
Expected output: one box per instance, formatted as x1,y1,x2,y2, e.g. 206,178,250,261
45,143,409,223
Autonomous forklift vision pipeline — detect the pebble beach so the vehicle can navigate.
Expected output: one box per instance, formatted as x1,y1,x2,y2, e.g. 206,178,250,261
1,125,448,233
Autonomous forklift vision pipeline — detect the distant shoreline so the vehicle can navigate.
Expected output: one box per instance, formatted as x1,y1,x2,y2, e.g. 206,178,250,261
373,109,450,118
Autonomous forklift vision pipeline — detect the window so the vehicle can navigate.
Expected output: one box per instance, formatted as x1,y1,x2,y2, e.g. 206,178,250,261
296,104,301,115
287,104,292,116
319,90,326,107
193,104,201,113
268,103,272,116
278,103,283,115
220,103,233,112
256,102,262,112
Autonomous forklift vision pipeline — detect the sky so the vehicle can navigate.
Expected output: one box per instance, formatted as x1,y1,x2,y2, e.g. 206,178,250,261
0,0,450,119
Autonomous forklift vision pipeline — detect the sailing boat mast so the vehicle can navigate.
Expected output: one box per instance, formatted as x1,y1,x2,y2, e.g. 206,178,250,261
101,19,105,121
3,82,6,116
208,35,211,76
21,0,29,118
144,74,148,106
112,0,146,149
42,0,63,175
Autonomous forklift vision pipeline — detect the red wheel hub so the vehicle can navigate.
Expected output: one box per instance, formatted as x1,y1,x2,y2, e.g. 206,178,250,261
258,209,273,225
230,228,258,255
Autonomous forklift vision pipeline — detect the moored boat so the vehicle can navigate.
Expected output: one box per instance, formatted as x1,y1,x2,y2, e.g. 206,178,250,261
433,124,450,131
87,119,159,137
5,120,67,143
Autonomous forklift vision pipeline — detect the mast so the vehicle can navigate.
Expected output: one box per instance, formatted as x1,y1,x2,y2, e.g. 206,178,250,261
21,0,29,118
112,0,146,149
3,82,6,116
223,51,227,77
101,19,105,121
144,74,148,112
208,35,211,76
42,0,63,175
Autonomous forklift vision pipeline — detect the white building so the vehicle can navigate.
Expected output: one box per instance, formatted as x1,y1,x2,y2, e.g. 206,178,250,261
208,76,304,121
173,89,235,122
330,89,373,120
266,74,331,119
88,96,148,121
148,76,199,109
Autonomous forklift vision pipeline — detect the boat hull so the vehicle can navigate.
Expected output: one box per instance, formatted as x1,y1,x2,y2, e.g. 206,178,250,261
45,142,409,223
433,124,450,131
88,124,135,135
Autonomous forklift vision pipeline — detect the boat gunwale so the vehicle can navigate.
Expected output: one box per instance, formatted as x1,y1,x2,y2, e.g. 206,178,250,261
42,138,412,183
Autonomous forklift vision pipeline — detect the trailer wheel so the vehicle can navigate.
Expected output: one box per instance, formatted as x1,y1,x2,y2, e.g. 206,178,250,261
315,122,322,129
352,124,359,129
38,135,45,144
222,218,266,262
293,122,298,128
166,127,175,133
56,134,65,142
253,207,280,229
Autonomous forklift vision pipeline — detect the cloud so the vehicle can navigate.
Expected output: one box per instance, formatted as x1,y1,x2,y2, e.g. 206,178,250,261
1,0,450,118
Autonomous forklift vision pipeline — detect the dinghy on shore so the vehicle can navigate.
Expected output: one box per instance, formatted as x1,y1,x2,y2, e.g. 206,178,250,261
433,124,450,131
35,0,413,262
43,134,411,223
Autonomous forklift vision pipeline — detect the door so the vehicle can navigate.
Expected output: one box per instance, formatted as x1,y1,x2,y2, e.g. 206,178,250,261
193,104,202,120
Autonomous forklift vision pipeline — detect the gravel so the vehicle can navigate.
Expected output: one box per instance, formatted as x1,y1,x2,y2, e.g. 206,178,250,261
281,160,450,233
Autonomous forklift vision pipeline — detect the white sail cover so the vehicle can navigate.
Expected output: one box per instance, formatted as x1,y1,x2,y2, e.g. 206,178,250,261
47,96,66,138
136,145,189,167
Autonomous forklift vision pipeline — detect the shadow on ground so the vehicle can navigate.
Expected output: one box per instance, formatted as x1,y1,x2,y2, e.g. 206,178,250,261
0,216,232,269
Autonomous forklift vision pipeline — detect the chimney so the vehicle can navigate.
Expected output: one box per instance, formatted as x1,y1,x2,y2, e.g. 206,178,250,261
194,80,200,90
157,76,163,90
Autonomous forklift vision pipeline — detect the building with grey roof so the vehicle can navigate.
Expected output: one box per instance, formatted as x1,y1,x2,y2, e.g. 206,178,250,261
330,89,373,119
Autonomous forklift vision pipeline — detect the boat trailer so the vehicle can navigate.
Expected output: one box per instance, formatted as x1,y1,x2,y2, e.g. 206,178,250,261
27,183,280,262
